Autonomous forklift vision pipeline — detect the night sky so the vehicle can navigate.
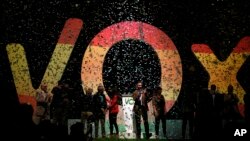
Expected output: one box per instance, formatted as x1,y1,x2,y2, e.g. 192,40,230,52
1,0,250,119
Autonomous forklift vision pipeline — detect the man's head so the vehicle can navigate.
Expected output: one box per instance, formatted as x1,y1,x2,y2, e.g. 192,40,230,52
211,84,216,91
86,88,93,95
155,86,162,95
97,84,104,93
136,81,143,90
41,83,48,92
210,84,216,94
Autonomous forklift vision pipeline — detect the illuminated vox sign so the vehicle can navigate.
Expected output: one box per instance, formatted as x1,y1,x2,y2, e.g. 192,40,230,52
6,18,83,108
5,18,250,115
81,21,182,113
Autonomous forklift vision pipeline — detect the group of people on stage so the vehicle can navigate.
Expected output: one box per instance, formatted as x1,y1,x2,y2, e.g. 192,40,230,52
33,79,249,140
34,80,167,139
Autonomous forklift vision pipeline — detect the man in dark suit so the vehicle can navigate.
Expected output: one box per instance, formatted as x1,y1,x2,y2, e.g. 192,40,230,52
132,81,152,139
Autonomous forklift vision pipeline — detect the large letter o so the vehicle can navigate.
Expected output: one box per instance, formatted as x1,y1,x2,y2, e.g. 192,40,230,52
81,21,182,113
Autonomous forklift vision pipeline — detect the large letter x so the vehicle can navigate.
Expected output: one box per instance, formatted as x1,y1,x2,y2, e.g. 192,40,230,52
192,37,250,116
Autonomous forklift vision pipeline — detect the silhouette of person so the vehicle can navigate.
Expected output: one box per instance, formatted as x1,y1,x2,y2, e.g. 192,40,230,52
17,103,39,140
244,92,250,127
152,86,167,138
69,122,85,141
92,84,107,138
80,87,94,135
224,85,241,121
182,91,196,139
209,84,224,138
50,80,70,136
195,88,208,138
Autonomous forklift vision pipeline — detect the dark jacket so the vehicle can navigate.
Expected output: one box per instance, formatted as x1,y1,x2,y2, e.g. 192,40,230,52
92,92,107,114
152,94,165,115
132,89,150,111
80,94,93,112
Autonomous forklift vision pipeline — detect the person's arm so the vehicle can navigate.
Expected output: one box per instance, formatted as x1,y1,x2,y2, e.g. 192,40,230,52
104,95,108,109
160,95,166,114
50,91,56,109
146,89,153,103
132,91,138,101
152,96,158,115
161,95,166,104
35,90,40,101
146,91,152,103
44,91,50,103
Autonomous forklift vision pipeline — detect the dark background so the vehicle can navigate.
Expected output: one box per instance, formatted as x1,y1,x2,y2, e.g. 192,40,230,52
1,0,250,120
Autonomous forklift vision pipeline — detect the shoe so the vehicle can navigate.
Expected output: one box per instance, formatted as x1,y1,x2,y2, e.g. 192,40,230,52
146,133,152,139
136,134,141,139
110,133,113,138
155,135,159,139
164,134,168,139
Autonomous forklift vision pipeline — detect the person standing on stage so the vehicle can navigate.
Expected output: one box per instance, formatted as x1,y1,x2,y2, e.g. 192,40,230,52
108,87,120,137
152,86,167,138
132,81,152,139
92,84,107,138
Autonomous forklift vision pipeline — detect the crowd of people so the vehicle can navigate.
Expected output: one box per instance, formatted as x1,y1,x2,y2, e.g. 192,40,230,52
11,80,250,140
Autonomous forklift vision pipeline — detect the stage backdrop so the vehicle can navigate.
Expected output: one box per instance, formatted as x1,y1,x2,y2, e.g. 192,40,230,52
1,0,250,139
